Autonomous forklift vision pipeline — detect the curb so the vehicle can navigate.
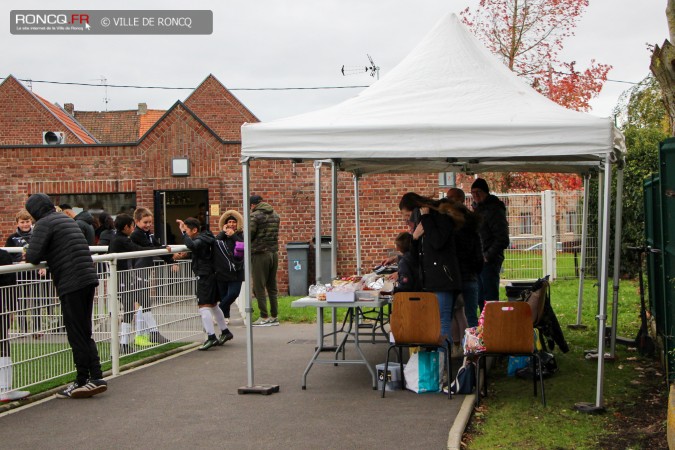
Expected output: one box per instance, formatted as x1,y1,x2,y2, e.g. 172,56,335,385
447,393,476,450
0,342,199,414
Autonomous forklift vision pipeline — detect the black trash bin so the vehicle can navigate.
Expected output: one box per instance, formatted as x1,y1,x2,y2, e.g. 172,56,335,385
286,242,310,296
312,236,335,284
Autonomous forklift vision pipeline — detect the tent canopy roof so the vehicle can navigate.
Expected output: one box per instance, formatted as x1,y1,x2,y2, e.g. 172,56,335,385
241,14,625,175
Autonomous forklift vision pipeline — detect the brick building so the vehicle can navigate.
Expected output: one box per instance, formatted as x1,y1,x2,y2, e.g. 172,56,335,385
0,74,439,293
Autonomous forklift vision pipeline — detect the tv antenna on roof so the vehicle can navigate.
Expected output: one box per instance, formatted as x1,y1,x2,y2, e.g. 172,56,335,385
341,54,380,80
90,76,110,111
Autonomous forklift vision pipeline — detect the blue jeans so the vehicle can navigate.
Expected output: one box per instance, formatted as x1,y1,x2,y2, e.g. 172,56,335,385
478,261,502,310
462,280,480,328
216,279,243,319
435,291,454,343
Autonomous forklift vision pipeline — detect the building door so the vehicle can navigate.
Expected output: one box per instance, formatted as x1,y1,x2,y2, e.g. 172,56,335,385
154,189,209,245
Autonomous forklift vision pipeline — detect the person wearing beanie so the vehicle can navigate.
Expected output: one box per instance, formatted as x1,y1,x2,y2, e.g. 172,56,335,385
248,195,281,327
470,178,510,309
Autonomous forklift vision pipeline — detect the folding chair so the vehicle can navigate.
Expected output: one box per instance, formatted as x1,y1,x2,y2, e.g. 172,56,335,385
474,301,546,406
381,292,451,399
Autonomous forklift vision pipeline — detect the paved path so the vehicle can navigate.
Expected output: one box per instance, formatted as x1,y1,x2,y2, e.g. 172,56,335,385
0,315,464,449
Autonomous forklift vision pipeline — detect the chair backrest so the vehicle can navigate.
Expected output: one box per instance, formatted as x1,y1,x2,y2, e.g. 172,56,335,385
481,301,534,353
521,279,549,325
390,292,442,345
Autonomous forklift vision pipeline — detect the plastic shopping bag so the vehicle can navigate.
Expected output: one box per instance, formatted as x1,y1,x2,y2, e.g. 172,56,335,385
404,351,440,393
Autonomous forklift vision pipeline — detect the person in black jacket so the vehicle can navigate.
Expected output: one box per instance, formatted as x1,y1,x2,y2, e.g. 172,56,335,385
178,217,232,351
446,188,484,327
214,210,244,325
470,178,510,309
392,232,419,292
96,212,116,246
108,214,164,355
59,204,95,245
398,192,463,342
0,249,30,402
129,207,173,346
25,193,107,399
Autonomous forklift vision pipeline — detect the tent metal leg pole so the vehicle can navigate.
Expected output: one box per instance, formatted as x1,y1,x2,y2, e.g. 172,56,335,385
353,173,362,276
597,170,604,315
609,167,624,358
575,155,612,413
331,161,338,346
570,173,590,330
238,158,279,395
314,161,323,284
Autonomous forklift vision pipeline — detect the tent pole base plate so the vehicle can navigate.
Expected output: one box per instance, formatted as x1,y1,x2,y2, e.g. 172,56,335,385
573,402,606,414
238,384,280,395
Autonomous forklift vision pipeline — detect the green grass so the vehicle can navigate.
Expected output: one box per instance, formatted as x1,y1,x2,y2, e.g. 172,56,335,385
256,295,348,323
467,278,659,449
502,250,582,280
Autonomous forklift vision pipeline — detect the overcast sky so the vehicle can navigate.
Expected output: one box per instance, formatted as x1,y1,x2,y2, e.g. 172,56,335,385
2,1,669,122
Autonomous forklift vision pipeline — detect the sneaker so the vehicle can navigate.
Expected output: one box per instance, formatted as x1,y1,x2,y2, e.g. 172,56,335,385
149,331,170,344
252,317,271,327
198,337,218,351
217,330,234,345
56,382,80,399
267,317,279,326
71,379,107,398
134,334,154,347
0,390,30,402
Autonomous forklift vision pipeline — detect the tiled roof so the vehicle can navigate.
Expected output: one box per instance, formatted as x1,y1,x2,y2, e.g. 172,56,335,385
33,94,99,144
74,109,164,143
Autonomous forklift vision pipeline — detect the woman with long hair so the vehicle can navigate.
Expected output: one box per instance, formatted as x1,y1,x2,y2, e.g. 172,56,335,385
398,192,463,342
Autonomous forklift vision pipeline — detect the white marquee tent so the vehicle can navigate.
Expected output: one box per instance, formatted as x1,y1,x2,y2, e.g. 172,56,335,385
239,13,625,411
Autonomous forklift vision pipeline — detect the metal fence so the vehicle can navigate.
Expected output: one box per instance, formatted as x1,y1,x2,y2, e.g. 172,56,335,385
491,190,597,282
0,248,202,398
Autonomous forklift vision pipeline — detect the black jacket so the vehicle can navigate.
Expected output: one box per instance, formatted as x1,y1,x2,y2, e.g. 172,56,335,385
74,210,96,245
108,233,149,272
183,230,216,276
394,252,419,292
0,248,16,287
130,228,172,269
98,229,116,246
474,194,510,265
414,209,462,292
454,209,484,281
214,230,244,282
25,193,98,296
5,228,32,263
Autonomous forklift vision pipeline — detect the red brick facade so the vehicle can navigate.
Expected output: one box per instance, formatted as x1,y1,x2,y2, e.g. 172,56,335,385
0,74,439,293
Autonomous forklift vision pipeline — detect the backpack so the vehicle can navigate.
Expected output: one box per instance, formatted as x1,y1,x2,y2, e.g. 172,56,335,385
450,358,476,395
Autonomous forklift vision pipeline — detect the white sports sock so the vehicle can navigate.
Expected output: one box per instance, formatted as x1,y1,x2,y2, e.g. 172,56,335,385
0,357,12,392
211,306,228,332
199,308,215,336
120,322,131,345
136,307,146,335
143,311,159,332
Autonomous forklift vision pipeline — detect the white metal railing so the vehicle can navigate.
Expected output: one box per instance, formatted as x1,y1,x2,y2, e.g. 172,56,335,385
0,246,202,397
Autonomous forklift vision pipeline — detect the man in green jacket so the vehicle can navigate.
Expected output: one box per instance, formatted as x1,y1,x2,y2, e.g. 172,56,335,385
249,195,281,326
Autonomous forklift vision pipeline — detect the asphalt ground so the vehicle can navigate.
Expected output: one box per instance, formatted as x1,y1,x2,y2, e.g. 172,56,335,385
0,312,464,449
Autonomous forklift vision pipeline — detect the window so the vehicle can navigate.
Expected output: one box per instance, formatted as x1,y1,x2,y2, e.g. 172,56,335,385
50,193,137,217
438,172,456,187
521,212,533,235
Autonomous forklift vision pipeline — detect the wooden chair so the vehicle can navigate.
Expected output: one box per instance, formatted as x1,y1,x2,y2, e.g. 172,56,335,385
474,301,546,406
381,292,451,398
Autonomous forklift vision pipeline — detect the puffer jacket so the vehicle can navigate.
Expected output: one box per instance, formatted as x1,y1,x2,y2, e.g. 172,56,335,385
182,230,216,276
130,227,172,269
74,210,95,245
5,227,33,262
214,210,245,282
474,194,510,265
413,209,462,292
25,193,98,296
249,202,280,254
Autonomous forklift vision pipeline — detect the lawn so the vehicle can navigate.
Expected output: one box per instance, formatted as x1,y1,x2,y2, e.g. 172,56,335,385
268,280,667,449
465,278,667,449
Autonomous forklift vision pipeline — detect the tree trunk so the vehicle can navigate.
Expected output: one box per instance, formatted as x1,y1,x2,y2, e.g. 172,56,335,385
652,0,675,134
